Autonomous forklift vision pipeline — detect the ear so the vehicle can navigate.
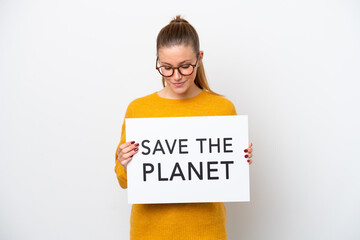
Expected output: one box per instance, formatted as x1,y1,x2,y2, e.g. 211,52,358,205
199,50,204,64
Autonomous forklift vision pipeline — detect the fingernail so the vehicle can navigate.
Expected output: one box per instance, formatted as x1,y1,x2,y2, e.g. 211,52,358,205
134,148,138,152
244,149,248,153
247,160,250,163
245,154,248,158
130,141,135,144
135,143,139,147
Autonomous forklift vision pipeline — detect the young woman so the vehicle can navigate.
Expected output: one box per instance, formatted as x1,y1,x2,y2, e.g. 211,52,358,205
115,15,253,240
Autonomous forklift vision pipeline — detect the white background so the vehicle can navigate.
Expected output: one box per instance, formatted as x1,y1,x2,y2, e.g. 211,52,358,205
0,0,359,239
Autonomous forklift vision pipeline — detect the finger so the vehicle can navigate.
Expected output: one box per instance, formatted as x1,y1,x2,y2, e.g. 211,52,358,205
118,141,136,155
117,144,137,162
118,141,135,154
244,142,253,153
244,147,253,153
122,147,139,159
244,153,252,158
121,142,139,156
247,159,253,165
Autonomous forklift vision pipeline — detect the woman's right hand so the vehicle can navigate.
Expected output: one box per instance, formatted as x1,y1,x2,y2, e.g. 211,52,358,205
117,141,139,169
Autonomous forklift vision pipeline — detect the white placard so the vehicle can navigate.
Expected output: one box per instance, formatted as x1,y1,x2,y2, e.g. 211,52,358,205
126,115,249,204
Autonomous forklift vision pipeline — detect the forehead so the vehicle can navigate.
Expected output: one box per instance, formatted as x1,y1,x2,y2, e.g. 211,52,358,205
158,45,196,64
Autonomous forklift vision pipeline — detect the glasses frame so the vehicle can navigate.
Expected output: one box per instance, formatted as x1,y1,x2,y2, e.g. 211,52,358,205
155,54,200,77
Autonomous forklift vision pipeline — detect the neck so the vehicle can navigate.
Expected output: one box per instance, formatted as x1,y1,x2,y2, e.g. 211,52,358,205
159,84,202,99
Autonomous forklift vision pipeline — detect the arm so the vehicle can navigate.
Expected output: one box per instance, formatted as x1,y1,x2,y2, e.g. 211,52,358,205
114,103,138,189
229,100,253,164
114,119,128,189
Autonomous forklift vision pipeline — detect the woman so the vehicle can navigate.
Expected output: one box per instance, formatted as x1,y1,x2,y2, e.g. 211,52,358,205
115,15,253,240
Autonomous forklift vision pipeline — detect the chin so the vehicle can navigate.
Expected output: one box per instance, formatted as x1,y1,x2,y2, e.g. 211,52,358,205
170,86,189,95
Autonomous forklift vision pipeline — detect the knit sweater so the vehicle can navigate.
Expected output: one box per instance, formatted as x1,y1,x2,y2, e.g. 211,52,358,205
114,89,237,240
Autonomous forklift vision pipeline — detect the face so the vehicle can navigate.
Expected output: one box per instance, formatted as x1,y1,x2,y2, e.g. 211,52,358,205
157,45,203,97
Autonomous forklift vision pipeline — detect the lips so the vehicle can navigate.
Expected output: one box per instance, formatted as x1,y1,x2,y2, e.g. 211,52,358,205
173,81,185,87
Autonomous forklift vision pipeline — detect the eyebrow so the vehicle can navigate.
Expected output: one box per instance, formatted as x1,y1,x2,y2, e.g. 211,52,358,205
160,59,193,66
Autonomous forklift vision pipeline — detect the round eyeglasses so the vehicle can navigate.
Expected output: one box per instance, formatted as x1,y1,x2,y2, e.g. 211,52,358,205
155,55,200,77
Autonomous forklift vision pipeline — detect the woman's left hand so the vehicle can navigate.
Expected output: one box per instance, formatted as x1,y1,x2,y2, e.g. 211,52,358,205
244,142,253,165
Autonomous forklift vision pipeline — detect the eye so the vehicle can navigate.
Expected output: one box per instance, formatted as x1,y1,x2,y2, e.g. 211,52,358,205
180,64,191,69
163,66,172,70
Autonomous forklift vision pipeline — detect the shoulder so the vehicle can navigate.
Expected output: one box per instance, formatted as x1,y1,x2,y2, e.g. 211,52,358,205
202,90,236,106
201,90,237,115
128,92,156,107
124,92,157,115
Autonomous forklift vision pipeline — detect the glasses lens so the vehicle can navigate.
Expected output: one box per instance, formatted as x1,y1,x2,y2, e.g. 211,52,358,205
159,67,174,77
179,65,194,76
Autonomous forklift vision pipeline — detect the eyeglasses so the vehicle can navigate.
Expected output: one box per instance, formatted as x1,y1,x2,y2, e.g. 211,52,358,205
155,55,200,77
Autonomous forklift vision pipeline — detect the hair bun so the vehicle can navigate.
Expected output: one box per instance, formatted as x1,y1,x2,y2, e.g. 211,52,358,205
171,15,188,24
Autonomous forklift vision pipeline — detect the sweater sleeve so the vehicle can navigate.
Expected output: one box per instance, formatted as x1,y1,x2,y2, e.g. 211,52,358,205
231,101,237,115
114,104,133,189
227,98,237,115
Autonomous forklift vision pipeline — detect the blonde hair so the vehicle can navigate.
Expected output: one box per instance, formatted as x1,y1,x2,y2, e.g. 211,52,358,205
156,15,220,96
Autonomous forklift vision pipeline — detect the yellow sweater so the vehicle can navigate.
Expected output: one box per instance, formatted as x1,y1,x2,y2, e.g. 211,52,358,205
115,90,237,240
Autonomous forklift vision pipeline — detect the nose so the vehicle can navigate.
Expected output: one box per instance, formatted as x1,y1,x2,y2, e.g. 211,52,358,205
173,68,182,81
